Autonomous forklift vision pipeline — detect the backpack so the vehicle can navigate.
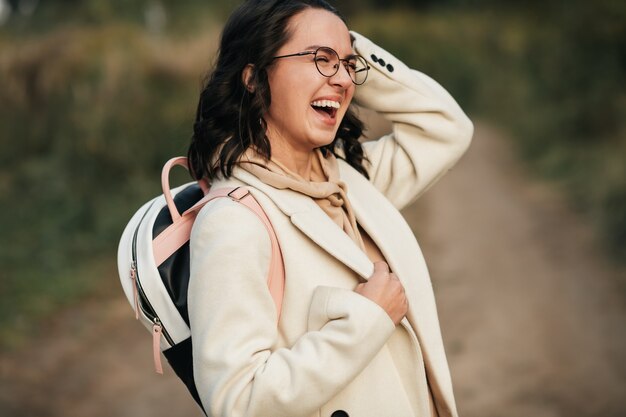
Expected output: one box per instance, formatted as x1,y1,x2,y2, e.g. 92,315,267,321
117,156,284,411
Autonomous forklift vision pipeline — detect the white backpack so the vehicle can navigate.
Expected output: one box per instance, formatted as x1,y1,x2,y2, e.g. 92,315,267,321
117,156,284,411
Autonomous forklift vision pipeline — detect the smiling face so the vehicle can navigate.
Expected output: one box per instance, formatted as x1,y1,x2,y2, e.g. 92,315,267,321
263,7,355,156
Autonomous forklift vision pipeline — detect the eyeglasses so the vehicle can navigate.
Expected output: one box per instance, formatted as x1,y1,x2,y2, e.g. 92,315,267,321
272,46,369,85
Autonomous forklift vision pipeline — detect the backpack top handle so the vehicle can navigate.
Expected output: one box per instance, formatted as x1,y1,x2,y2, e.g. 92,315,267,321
161,157,210,222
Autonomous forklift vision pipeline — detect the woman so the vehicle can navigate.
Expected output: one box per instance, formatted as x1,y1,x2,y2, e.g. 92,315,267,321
187,0,473,416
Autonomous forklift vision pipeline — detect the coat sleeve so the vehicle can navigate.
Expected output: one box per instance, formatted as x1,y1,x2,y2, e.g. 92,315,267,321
188,198,396,417
350,30,474,211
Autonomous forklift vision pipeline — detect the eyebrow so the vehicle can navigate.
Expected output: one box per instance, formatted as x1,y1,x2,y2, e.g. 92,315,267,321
304,45,358,60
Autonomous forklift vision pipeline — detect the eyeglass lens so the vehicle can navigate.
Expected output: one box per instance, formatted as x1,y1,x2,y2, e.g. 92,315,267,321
314,47,368,85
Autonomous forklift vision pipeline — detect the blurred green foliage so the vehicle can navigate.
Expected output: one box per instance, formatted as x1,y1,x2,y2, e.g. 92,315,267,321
0,0,624,348
0,13,221,347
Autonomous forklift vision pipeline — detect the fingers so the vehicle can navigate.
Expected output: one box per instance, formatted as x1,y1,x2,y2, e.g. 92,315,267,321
356,266,409,325
373,261,389,274
390,273,406,300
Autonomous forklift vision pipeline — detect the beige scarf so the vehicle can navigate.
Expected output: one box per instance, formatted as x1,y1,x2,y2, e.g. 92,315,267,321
239,147,365,251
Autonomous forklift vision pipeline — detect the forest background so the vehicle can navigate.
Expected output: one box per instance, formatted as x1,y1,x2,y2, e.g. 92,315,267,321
0,0,624,349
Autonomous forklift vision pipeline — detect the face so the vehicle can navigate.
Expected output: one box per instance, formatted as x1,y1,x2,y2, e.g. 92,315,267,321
263,8,355,155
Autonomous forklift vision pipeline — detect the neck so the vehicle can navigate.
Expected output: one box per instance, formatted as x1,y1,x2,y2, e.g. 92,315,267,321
266,130,316,179
272,145,315,179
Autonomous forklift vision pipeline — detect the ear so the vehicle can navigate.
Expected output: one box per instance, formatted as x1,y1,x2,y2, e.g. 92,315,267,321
241,64,255,93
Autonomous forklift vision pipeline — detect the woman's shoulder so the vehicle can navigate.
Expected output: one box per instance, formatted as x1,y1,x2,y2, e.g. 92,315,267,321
192,184,271,249
190,197,272,272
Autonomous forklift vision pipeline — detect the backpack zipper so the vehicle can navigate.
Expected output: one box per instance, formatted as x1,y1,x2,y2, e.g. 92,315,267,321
129,203,175,355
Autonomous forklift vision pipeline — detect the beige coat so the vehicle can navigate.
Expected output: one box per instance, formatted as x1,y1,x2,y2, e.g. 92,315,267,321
188,31,474,417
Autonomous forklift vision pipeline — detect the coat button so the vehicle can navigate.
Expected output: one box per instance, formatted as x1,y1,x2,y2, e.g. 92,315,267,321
331,411,349,417
386,63,394,72
370,54,379,63
378,58,386,66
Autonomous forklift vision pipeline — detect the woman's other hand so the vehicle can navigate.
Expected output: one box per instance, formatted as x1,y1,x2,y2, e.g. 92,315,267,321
355,261,408,325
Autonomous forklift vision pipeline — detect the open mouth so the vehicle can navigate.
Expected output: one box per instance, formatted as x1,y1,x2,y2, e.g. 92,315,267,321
310,99,340,120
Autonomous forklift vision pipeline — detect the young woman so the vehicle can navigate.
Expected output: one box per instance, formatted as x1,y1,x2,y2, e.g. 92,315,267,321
187,1,473,416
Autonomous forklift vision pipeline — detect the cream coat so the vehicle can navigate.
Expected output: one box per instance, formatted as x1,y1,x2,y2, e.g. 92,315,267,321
188,31,474,417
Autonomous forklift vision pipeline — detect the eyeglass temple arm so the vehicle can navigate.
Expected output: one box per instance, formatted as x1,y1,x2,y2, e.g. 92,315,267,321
273,51,316,60
340,62,370,74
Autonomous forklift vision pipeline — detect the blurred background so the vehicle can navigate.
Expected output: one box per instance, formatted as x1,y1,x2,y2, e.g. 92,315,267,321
0,0,624,416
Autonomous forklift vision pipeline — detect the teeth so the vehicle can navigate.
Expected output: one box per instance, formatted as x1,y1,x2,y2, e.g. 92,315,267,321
311,100,340,109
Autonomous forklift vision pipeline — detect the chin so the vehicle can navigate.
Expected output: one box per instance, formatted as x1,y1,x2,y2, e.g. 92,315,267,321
311,134,337,149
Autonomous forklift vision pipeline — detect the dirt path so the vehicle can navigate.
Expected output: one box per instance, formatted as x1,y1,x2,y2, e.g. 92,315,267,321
1,122,625,417
406,122,626,417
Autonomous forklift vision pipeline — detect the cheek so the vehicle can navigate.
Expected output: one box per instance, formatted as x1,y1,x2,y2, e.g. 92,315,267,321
268,72,307,114
345,91,355,108
341,87,356,115
347,84,356,100
269,88,307,124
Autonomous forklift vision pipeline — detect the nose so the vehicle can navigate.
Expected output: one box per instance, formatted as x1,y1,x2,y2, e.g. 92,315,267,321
328,62,353,89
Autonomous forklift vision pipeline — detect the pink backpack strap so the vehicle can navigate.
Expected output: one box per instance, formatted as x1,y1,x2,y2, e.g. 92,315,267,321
201,187,285,318
152,184,285,319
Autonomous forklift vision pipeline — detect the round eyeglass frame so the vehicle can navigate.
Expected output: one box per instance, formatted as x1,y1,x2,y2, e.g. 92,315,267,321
272,46,370,85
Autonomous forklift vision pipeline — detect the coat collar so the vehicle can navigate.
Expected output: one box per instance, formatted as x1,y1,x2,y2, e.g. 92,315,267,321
231,163,427,289
232,168,375,281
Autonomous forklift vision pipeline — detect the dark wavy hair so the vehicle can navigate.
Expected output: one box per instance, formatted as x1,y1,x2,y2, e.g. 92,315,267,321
187,0,369,182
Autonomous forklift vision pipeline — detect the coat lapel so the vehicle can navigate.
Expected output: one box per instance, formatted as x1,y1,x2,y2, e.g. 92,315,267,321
337,161,435,321
290,210,374,280
232,169,374,281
